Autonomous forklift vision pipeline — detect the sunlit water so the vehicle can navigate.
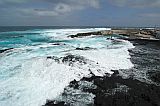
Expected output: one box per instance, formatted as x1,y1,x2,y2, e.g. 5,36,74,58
0,28,134,106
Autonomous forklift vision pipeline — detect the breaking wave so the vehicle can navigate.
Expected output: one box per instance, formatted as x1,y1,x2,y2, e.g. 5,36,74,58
0,28,134,106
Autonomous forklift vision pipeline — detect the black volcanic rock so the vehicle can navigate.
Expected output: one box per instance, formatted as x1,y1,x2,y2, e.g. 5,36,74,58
150,72,160,83
75,47,95,50
44,100,67,106
62,54,87,64
69,31,102,38
51,43,66,46
44,72,160,106
44,40,160,106
92,76,160,106
0,48,14,53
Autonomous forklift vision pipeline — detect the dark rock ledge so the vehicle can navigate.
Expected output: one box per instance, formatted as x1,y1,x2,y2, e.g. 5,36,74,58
75,47,95,50
68,30,113,38
44,38,160,106
68,28,160,41
0,48,14,53
44,70,160,106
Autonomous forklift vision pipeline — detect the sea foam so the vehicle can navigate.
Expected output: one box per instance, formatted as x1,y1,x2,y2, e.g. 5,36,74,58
0,28,134,106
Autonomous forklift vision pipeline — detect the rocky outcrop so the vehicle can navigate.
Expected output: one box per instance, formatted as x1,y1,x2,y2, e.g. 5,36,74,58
0,48,14,53
61,54,87,65
75,47,95,50
68,28,158,40
44,40,160,106
44,70,160,106
68,31,102,38
112,29,157,40
68,30,114,38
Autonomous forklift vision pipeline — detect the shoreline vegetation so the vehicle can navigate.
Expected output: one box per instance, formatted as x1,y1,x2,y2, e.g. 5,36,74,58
45,28,160,106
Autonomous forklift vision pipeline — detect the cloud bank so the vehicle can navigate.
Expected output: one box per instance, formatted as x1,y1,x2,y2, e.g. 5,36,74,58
0,0,159,26
0,0,100,16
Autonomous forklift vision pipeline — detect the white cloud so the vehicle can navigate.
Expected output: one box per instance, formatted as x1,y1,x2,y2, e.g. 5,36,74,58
1,0,100,16
23,0,100,16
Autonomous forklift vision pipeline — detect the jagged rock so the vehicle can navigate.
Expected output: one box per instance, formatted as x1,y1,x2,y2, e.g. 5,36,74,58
68,31,102,38
62,55,87,64
75,47,94,50
47,56,60,63
68,30,114,38
150,72,160,83
0,48,14,53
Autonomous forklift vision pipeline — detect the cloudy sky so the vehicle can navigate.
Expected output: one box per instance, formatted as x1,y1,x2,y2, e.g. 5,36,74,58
0,0,160,27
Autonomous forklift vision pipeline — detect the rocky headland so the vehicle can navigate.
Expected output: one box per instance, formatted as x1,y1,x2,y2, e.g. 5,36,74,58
68,28,160,40
68,30,113,38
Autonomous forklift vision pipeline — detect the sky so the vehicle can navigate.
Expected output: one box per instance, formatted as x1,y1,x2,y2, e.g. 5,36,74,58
0,0,160,27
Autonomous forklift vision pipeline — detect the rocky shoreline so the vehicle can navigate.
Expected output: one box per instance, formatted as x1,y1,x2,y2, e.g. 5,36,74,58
68,28,160,40
44,29,160,106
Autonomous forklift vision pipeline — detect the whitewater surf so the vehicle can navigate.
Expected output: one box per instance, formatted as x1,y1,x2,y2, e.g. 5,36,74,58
0,28,134,106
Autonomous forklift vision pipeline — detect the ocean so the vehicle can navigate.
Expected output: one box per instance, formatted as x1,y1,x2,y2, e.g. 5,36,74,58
0,27,134,106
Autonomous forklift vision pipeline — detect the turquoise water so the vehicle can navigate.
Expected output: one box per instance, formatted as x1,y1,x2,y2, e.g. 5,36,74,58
0,28,134,106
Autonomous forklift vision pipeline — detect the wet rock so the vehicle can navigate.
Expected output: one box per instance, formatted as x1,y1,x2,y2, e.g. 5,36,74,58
150,72,160,83
68,31,102,38
46,56,53,59
46,56,60,63
44,100,67,106
0,48,14,53
44,71,160,106
51,43,61,45
111,70,119,76
75,47,94,50
88,73,160,106
51,43,66,46
69,79,79,89
44,40,160,106
62,55,87,64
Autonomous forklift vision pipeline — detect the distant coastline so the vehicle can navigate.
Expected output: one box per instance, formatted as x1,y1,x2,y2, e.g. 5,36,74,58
0,26,159,32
